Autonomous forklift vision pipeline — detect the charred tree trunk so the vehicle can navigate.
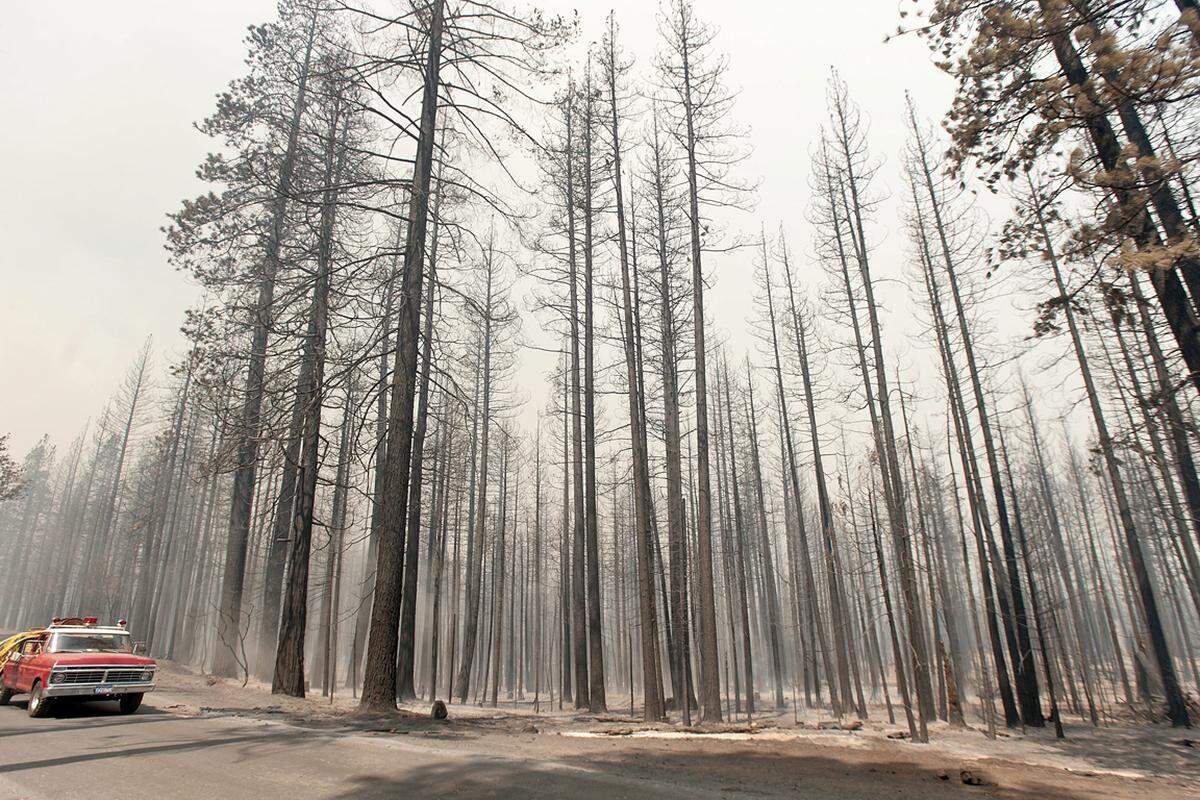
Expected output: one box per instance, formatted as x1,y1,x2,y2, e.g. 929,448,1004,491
606,19,664,721
272,99,347,698
360,0,444,712
214,13,316,679
1031,180,1190,726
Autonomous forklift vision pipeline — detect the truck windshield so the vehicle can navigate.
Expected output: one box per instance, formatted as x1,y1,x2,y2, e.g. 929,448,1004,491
50,633,133,653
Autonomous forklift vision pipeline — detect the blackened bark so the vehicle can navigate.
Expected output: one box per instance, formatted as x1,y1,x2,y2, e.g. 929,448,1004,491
360,0,444,711
214,12,316,679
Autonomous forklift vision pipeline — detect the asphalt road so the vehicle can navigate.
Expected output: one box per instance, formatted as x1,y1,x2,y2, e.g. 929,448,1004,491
0,696,739,800
4,689,1168,799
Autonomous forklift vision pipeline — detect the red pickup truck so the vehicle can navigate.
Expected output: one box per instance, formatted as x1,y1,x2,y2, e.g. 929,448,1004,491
0,618,157,717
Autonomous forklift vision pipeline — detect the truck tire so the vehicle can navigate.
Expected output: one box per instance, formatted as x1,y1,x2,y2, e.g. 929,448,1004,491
118,693,143,714
27,681,51,718
0,686,12,706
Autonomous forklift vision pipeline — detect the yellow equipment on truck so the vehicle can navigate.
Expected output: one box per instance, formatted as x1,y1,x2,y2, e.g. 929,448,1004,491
0,630,45,665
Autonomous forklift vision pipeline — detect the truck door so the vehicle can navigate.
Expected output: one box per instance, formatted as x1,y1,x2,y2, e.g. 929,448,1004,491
15,638,44,692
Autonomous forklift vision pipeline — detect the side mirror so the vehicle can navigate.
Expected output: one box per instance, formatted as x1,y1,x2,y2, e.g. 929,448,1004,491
133,642,146,655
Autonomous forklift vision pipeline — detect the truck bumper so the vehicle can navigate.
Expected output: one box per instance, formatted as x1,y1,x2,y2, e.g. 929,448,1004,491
43,683,156,698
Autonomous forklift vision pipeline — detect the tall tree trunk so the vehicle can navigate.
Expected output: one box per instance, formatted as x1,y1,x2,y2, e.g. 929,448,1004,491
997,425,1065,738
88,341,151,616
719,357,754,717
676,5,722,721
317,380,355,695
743,363,785,710
272,99,347,698
649,116,691,720
910,182,1021,727
909,111,1042,725
559,365,573,707
397,173,443,701
1031,178,1191,726
453,237,497,703
561,89,591,712
580,70,606,712
780,242,857,716
760,240,833,710
866,480,919,739
606,20,664,720
360,0,444,711
350,229,402,693
214,14,316,678
830,105,934,735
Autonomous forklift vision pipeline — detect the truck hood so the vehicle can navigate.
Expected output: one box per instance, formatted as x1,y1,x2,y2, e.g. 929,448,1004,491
48,653,155,668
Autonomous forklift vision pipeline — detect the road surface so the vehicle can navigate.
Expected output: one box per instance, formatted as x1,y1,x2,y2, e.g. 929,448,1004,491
0,691,1185,799
0,697,724,800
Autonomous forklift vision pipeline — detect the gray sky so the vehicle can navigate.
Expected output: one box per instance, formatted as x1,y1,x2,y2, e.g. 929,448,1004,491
0,1,960,455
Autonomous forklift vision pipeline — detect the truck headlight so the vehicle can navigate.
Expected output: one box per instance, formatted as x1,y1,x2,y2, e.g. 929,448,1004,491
49,671,63,684
141,671,153,682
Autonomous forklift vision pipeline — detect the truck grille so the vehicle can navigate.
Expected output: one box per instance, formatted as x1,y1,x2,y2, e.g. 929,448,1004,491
59,670,106,684
53,667,151,685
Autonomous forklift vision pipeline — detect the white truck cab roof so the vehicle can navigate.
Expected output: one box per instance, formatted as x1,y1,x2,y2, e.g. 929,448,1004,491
48,627,130,637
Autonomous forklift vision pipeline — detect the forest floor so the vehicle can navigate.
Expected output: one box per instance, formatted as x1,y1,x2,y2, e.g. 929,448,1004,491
123,662,1200,799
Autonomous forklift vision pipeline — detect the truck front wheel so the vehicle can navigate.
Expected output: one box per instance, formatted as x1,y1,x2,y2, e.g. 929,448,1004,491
27,681,51,718
118,693,143,714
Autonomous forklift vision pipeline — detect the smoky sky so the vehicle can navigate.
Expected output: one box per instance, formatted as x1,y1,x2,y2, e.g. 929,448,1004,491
1,1,973,455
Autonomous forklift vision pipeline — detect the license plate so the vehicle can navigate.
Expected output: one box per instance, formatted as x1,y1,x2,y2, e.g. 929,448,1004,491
94,684,113,695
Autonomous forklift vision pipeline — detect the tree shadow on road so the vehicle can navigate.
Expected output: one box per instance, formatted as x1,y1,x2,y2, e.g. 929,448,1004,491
321,745,1157,800
0,707,179,739
0,719,319,775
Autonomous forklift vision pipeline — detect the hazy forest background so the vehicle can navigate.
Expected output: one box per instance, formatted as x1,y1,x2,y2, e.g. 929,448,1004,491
3,0,1200,739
